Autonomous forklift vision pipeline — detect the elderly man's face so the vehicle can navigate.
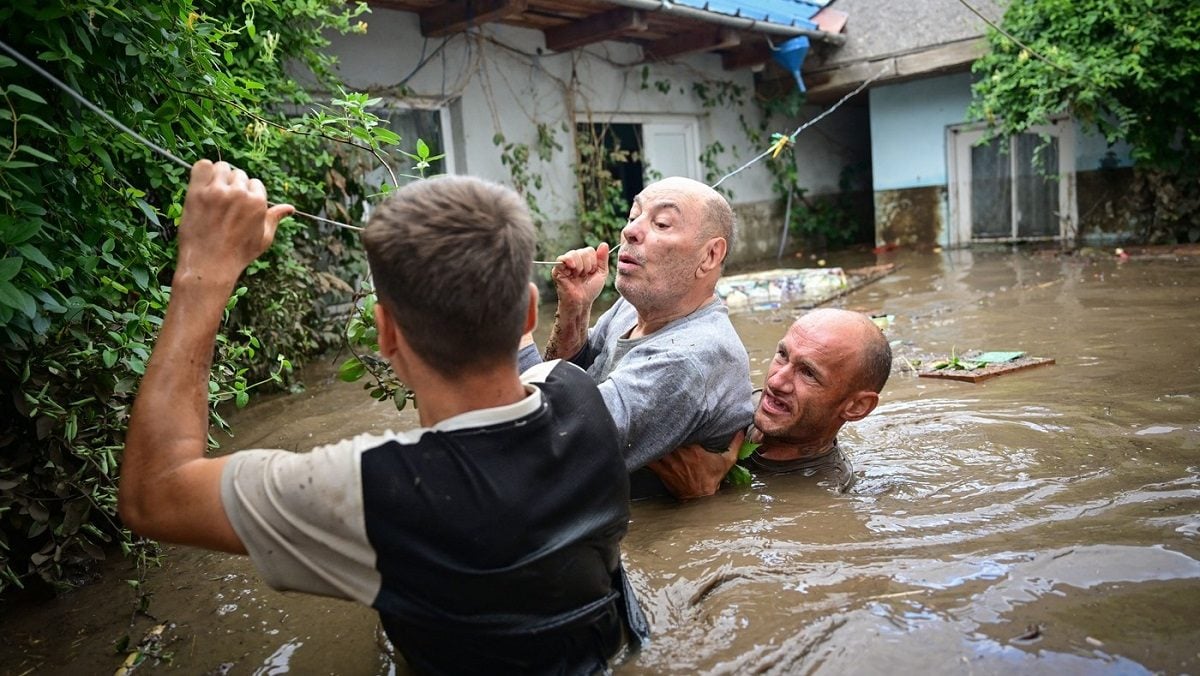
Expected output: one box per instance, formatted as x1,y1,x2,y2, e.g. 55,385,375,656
755,315,864,443
615,178,708,311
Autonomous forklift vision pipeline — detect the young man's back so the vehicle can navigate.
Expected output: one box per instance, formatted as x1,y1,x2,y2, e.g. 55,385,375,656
223,360,637,673
119,166,646,675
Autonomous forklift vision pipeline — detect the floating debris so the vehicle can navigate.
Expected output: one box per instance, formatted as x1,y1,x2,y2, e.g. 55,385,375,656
1012,623,1044,643
114,622,173,676
717,264,898,313
918,350,1055,383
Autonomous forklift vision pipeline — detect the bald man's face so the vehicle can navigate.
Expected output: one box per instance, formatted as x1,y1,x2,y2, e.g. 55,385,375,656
615,178,711,312
755,314,869,444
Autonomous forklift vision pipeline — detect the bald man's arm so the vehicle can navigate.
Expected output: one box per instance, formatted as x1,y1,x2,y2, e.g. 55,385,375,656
647,433,743,499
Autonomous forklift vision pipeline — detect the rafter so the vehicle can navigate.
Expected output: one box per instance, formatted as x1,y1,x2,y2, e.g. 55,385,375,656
642,28,741,62
721,42,772,70
544,8,647,52
419,0,529,37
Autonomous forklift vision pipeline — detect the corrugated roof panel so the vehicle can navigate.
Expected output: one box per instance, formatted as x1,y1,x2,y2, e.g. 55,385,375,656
670,0,824,28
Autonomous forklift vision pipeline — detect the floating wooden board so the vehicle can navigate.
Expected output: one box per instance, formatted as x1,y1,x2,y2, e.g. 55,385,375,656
918,356,1055,383
1122,243,1200,259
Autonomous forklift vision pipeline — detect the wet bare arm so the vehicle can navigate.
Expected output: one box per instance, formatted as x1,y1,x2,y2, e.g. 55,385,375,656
118,160,292,554
647,431,744,500
543,243,609,361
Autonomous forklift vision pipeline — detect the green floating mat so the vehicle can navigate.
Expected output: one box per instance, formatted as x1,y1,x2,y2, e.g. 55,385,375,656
973,351,1025,364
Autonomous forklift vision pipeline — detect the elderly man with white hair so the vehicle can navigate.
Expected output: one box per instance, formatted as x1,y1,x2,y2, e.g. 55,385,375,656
520,177,753,497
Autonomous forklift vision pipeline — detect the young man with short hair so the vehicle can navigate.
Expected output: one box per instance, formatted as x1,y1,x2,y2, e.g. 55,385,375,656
119,161,646,674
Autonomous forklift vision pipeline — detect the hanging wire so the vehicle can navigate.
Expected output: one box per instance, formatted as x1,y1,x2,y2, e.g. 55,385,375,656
711,66,888,189
953,0,1071,73
0,38,364,232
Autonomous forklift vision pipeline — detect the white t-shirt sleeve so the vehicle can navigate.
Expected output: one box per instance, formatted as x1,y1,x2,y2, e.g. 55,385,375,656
220,436,383,606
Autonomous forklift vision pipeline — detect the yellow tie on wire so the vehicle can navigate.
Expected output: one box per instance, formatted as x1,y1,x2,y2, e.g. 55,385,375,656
769,133,793,159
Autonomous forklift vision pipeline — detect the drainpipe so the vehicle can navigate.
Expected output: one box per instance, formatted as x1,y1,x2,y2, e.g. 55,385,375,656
604,0,846,45
778,186,793,260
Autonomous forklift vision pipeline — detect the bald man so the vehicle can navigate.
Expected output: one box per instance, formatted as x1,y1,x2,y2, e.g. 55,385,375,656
520,177,754,497
648,309,893,497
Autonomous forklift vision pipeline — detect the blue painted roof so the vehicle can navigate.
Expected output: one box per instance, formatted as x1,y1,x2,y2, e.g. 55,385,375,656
670,0,826,30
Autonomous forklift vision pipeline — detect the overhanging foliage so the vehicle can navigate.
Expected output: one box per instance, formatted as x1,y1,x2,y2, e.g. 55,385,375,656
970,0,1200,171
0,0,384,593
970,0,1200,241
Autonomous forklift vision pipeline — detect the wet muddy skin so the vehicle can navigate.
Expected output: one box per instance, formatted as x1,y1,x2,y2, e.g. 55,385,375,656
3,249,1198,674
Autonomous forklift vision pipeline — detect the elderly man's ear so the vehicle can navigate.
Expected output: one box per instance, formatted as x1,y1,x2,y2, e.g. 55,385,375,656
524,282,538,335
840,390,880,422
696,237,728,277
519,283,538,349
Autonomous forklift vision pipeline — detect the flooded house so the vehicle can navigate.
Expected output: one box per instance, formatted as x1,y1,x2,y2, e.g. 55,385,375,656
324,0,1139,258
794,0,1137,249
3,3,1197,673
322,0,846,264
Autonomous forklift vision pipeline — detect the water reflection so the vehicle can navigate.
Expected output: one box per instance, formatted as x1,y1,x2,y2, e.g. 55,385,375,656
621,250,1200,674
2,250,1198,675
254,639,303,675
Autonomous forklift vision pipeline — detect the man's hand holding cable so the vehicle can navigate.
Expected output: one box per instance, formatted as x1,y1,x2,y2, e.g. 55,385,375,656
174,159,294,290
543,243,610,360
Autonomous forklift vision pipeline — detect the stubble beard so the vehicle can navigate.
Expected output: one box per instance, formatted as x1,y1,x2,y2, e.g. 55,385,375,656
616,258,697,317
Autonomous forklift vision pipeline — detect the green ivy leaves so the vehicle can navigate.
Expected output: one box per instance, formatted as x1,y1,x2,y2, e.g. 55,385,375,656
723,440,760,487
0,0,375,594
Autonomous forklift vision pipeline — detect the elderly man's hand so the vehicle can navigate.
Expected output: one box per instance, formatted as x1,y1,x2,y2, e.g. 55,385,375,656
176,160,294,287
647,430,745,500
551,242,610,310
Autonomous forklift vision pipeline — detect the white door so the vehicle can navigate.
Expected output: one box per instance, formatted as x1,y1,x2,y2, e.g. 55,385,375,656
948,121,1076,246
641,120,701,182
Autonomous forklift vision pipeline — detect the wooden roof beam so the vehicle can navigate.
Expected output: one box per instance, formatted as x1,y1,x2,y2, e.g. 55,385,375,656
722,42,772,71
643,28,740,62
420,0,529,37
544,8,648,52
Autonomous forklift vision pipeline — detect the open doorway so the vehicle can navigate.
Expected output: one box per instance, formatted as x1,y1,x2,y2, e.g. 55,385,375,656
574,117,702,246
577,123,644,210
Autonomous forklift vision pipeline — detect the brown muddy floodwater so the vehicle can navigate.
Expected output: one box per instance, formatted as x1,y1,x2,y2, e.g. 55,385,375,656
3,249,1199,675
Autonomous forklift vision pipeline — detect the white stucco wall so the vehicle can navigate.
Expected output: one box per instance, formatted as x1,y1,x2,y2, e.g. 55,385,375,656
321,8,780,253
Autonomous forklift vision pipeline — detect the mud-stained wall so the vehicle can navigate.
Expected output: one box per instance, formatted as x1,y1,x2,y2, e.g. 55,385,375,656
730,200,787,264
875,186,945,247
728,189,877,264
1076,167,1136,241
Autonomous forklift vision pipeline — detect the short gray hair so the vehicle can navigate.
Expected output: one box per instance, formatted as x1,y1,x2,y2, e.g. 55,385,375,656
701,191,736,263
